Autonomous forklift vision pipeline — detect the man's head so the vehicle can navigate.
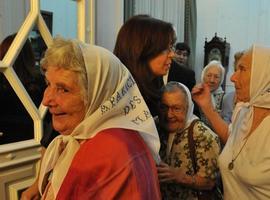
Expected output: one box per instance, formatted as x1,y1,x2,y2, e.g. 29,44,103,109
174,42,190,65
159,82,189,133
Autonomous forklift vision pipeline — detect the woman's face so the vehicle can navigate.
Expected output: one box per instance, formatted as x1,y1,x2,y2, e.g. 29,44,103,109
42,67,87,135
159,90,187,133
148,47,175,77
230,51,251,102
203,66,222,92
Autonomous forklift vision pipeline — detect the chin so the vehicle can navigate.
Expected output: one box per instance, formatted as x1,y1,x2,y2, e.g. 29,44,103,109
53,124,70,135
167,125,179,133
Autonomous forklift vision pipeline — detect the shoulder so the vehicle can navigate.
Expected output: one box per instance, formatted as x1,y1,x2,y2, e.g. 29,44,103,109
83,128,144,150
80,128,150,161
193,121,220,143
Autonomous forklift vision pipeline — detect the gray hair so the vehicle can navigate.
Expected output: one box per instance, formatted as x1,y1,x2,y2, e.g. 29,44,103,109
201,60,225,87
40,36,88,104
161,81,189,109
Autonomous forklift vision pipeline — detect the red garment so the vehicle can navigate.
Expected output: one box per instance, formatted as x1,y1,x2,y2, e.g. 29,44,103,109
56,128,161,200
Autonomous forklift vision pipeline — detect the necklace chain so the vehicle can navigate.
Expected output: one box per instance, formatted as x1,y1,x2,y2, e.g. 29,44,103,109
228,136,250,170
228,110,270,170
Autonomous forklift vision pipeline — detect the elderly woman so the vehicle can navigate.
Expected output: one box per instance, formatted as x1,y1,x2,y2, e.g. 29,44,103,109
192,45,270,199
38,37,161,199
200,60,225,127
157,82,221,200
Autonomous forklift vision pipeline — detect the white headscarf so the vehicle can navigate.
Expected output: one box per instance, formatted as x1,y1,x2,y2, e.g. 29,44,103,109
231,44,270,140
179,82,199,128
38,40,160,197
201,60,225,108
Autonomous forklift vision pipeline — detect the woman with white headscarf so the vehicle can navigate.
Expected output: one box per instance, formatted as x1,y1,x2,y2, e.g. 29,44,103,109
192,45,270,199
200,60,225,128
38,37,161,199
157,82,221,200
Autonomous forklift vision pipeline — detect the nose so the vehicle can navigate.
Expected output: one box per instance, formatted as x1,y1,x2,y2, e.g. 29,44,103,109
209,75,216,82
42,87,55,107
179,54,184,59
166,108,175,118
230,71,237,83
168,50,175,58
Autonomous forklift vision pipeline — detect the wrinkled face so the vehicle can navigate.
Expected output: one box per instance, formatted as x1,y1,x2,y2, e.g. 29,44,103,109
42,67,87,135
203,66,222,92
149,46,175,77
230,51,251,102
174,50,189,65
159,90,187,133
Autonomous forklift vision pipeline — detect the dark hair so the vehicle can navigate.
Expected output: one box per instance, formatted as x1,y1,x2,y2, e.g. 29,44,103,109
114,15,176,116
0,33,45,105
175,42,190,56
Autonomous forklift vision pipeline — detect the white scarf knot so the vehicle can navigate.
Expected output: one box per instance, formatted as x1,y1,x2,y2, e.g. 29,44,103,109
39,135,80,197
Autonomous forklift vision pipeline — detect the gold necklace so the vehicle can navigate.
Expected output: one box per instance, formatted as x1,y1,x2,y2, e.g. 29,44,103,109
228,136,250,170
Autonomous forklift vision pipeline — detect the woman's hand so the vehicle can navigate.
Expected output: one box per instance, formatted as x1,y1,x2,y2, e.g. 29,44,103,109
157,161,185,183
191,83,212,109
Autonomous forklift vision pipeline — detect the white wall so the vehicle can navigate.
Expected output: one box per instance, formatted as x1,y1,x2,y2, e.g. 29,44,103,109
195,0,270,92
40,0,77,38
0,0,27,41
0,0,77,42
134,0,185,42
95,0,124,51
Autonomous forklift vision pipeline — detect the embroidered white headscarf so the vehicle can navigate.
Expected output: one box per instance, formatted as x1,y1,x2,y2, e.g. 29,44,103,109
38,39,160,197
201,60,225,108
231,44,270,140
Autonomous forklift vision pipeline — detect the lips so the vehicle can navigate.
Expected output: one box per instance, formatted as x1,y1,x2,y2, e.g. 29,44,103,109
53,112,66,117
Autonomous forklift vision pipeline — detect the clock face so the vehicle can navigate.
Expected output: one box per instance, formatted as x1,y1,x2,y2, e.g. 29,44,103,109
208,48,222,63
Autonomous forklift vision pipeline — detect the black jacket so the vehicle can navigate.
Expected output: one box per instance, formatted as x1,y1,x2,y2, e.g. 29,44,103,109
168,60,196,92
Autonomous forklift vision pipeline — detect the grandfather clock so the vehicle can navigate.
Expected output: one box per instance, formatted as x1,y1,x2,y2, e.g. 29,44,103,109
204,33,230,90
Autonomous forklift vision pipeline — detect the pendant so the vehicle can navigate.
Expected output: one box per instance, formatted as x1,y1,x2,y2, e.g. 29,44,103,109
228,161,234,170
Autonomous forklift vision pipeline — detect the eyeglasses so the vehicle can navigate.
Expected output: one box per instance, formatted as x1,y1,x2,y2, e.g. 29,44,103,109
161,45,176,54
159,103,186,114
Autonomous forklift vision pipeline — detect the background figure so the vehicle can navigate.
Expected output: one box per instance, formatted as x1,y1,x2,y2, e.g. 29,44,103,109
157,82,221,200
167,42,196,91
221,51,244,123
0,33,45,144
200,60,225,128
220,91,234,124
114,14,176,118
38,37,161,199
192,45,270,199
